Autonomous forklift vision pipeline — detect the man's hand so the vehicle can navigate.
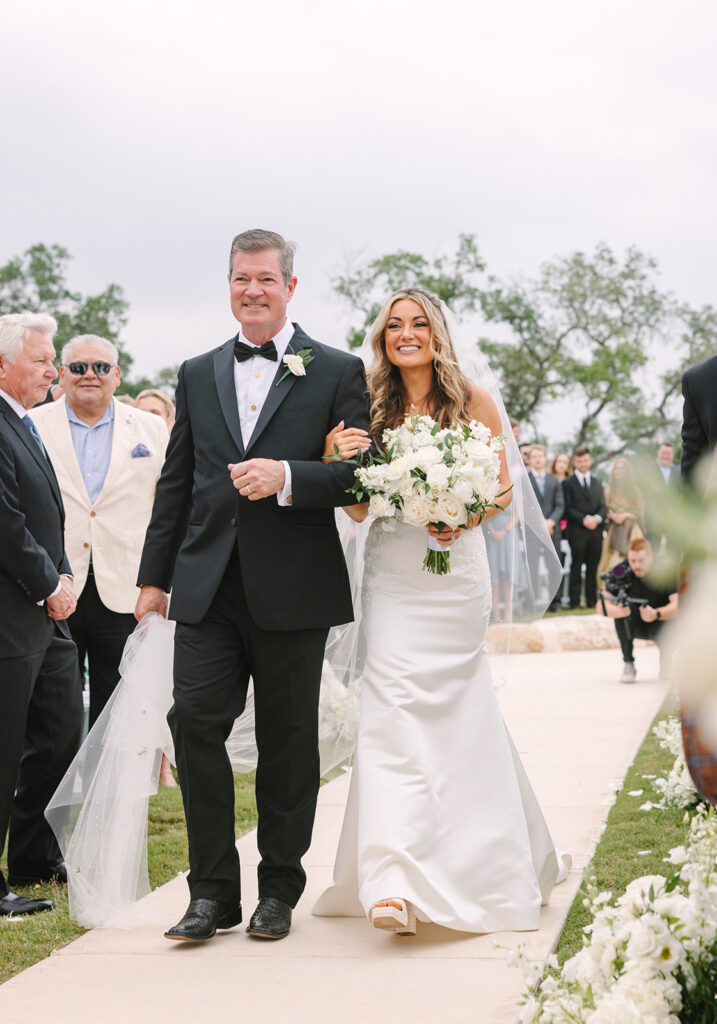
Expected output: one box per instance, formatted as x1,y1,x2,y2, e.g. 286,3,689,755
229,458,285,500
639,604,659,623
46,578,77,621
135,585,168,621
545,518,555,535
583,515,600,531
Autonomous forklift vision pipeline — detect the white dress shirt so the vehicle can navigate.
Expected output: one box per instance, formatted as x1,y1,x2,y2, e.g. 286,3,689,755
232,319,295,505
0,387,64,598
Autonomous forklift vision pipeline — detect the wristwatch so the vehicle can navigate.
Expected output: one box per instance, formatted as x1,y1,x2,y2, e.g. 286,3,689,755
656,609,661,621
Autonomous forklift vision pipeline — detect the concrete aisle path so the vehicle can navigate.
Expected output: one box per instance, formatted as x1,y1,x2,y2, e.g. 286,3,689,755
0,648,668,1024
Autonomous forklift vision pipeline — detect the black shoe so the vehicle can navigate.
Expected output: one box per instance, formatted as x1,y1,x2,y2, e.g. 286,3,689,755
8,860,67,887
0,890,53,916
165,898,243,941
247,896,292,940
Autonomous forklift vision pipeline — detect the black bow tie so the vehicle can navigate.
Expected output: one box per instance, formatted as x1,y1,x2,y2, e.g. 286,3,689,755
234,338,278,363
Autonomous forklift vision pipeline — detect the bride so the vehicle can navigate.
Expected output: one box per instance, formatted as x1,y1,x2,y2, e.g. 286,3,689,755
312,288,569,935
47,289,567,935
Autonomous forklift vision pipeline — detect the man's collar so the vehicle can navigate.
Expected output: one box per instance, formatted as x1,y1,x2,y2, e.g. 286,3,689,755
66,399,115,428
0,388,28,420
237,319,295,357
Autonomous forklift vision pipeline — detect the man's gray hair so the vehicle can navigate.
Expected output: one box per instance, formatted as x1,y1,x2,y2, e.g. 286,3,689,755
228,229,296,285
0,311,58,363
61,334,119,366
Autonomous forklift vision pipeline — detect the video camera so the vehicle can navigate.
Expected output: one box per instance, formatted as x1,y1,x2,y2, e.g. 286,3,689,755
599,562,648,609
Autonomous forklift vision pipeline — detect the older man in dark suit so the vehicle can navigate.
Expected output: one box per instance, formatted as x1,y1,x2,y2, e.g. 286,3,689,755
527,444,564,611
136,229,370,943
0,312,83,915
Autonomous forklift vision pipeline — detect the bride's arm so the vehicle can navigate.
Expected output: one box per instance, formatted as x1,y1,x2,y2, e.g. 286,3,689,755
323,421,371,522
464,386,513,528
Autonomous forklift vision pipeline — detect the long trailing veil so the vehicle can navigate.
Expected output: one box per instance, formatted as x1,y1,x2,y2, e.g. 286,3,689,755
46,300,558,929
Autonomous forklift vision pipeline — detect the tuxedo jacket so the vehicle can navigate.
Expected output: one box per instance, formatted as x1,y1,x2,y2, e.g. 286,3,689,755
0,396,72,658
681,354,717,483
31,396,168,613
137,324,369,630
561,473,607,543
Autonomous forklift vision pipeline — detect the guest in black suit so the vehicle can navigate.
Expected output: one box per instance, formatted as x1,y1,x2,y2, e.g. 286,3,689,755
0,312,83,916
562,445,607,608
135,230,370,943
527,444,564,612
682,355,717,486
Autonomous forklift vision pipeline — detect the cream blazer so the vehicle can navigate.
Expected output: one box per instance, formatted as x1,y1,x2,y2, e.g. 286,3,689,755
31,396,168,613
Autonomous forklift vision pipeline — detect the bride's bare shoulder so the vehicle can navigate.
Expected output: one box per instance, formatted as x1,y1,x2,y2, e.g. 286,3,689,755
466,385,500,428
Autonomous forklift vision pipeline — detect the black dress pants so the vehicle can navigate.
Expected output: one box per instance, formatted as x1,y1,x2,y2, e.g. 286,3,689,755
0,628,83,889
568,529,603,607
615,616,663,663
170,550,329,908
69,571,138,727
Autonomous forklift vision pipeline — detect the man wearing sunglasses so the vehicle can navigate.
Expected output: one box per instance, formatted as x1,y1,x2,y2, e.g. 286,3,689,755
30,335,169,727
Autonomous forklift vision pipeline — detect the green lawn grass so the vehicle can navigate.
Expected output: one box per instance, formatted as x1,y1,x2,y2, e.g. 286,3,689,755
0,769,258,985
556,695,686,963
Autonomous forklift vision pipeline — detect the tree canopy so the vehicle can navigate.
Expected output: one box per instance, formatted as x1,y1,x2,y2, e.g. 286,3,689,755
332,235,715,464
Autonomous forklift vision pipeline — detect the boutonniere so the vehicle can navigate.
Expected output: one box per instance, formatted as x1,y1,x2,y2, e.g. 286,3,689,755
276,348,314,386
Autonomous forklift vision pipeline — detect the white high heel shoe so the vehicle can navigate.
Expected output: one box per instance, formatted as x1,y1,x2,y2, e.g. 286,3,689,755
369,899,416,936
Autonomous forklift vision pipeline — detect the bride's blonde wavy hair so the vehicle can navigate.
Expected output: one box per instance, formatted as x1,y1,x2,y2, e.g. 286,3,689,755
367,288,473,440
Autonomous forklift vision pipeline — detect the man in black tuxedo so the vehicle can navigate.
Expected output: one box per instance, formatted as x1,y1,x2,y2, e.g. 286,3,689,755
682,355,717,485
135,230,370,942
0,312,83,916
527,444,564,612
562,445,607,609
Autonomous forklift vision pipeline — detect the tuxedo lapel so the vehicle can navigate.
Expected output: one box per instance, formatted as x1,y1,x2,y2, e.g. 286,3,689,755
1,401,64,513
213,340,245,457
242,328,307,459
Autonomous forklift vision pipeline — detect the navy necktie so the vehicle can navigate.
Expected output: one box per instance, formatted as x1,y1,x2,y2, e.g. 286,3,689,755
234,339,277,363
22,415,47,459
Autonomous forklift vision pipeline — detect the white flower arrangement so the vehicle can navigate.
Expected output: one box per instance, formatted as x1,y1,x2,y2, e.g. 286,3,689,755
342,412,507,573
509,806,717,1023
276,347,314,385
649,718,702,811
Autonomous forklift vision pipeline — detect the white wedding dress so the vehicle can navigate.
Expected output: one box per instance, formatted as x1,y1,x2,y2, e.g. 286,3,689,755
313,518,570,932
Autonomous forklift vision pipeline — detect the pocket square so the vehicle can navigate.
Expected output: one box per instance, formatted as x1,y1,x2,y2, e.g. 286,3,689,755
131,443,151,459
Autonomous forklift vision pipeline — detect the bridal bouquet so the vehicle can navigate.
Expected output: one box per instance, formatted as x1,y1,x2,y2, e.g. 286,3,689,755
344,413,507,574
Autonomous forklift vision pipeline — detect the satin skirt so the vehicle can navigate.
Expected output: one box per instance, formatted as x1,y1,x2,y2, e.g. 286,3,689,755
313,520,569,933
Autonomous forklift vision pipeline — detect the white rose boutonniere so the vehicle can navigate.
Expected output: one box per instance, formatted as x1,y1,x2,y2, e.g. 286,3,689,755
276,347,314,385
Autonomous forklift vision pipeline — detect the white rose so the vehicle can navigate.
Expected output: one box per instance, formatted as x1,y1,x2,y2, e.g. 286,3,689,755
476,474,500,503
426,463,451,491
369,494,395,518
450,477,474,504
433,493,468,529
282,353,306,377
402,492,432,527
586,992,643,1024
464,438,495,466
414,445,443,470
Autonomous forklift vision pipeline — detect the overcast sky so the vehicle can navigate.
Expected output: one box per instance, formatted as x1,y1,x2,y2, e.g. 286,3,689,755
3,0,716,437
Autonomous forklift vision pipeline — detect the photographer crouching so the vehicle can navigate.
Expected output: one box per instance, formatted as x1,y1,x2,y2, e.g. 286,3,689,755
597,538,679,684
